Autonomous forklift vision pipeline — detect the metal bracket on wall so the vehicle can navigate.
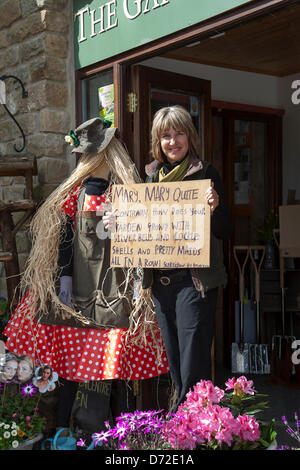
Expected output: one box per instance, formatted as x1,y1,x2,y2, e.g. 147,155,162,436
0,75,28,153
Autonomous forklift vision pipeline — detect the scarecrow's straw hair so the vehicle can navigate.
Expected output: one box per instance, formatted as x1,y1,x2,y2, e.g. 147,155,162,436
21,137,140,315
19,137,162,361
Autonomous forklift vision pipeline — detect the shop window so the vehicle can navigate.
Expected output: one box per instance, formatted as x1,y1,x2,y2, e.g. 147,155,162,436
233,119,267,244
81,69,114,124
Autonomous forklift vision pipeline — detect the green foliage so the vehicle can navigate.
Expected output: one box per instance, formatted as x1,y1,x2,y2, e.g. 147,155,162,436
0,383,45,450
257,209,279,241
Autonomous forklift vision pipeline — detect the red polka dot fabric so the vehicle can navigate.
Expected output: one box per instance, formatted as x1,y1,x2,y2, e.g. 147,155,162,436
4,185,169,382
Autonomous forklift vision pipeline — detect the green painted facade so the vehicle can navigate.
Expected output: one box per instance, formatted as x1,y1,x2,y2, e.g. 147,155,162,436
73,0,253,69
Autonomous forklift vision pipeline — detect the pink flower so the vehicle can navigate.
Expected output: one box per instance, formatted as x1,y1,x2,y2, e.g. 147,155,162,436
225,376,256,396
162,403,242,449
12,413,18,418
237,415,261,442
25,416,31,421
183,380,224,410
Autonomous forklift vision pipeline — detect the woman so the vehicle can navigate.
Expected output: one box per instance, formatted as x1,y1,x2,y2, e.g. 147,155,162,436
142,105,232,408
34,365,56,393
4,117,168,428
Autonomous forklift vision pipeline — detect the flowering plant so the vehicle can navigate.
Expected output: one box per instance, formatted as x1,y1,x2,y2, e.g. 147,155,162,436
78,410,169,450
80,376,276,451
0,382,45,450
277,413,300,450
161,376,276,450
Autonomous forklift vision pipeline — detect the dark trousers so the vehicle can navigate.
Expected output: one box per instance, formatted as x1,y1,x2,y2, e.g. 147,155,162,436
152,273,217,407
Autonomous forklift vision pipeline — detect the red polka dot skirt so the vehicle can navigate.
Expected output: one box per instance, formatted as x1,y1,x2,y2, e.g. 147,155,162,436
3,186,169,382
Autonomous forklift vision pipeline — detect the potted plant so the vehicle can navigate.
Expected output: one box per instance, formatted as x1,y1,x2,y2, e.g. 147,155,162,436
79,376,277,451
0,381,45,450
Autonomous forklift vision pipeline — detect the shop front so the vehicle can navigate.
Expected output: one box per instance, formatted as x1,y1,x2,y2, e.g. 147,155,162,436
73,0,300,408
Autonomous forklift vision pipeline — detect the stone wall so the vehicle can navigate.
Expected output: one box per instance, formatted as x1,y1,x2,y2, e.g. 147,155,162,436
0,0,75,298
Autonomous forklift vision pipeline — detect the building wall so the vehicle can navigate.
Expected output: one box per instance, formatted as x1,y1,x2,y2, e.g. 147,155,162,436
0,0,75,297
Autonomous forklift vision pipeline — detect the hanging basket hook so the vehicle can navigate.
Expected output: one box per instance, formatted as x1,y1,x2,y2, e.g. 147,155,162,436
0,75,28,153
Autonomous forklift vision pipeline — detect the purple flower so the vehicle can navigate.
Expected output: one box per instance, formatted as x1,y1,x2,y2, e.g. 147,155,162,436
21,382,37,397
77,438,86,447
113,422,128,441
92,429,113,445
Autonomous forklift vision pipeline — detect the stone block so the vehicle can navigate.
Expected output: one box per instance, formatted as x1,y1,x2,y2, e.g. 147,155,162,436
0,143,7,156
0,177,13,186
37,156,69,184
5,64,30,88
26,80,68,110
0,30,9,49
40,108,70,134
30,55,66,82
44,56,67,81
2,185,25,200
44,32,68,58
27,133,65,157
40,10,68,33
21,0,40,17
0,120,14,142
16,232,30,254
18,113,38,136
5,88,29,115
0,45,19,71
8,11,45,44
19,35,46,62
0,0,22,29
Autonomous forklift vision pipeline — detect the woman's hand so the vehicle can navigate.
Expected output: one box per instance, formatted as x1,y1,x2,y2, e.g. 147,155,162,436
206,182,219,214
102,211,116,232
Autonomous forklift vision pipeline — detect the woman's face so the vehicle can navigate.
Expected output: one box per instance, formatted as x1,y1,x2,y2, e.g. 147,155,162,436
42,368,51,380
17,360,33,382
160,127,189,163
3,360,18,380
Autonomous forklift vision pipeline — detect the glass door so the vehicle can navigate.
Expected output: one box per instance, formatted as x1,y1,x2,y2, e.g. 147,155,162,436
131,65,212,178
233,118,268,245
130,65,212,410
212,107,282,368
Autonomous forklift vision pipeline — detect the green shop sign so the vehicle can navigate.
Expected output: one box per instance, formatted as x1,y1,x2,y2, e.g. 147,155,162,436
73,0,252,69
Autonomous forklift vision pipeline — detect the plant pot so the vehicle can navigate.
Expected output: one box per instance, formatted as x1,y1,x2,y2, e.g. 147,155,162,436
266,439,277,450
263,240,276,269
9,433,44,450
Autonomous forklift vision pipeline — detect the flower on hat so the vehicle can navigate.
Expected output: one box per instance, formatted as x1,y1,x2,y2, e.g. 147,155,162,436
64,130,79,147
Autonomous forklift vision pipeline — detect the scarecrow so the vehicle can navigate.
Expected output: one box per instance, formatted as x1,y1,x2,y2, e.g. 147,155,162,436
3,118,168,428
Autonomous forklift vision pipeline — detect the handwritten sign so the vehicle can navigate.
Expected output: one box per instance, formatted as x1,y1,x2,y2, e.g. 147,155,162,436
110,180,211,269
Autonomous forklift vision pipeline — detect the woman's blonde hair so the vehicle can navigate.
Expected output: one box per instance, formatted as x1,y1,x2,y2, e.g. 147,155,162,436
151,105,201,162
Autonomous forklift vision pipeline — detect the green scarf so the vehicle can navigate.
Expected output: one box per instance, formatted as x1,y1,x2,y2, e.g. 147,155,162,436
158,155,190,182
